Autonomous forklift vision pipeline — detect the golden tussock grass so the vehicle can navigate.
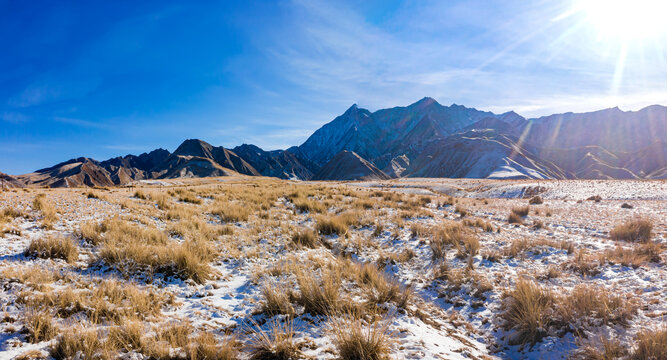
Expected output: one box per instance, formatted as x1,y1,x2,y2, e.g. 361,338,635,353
574,336,628,360
609,218,653,242
98,238,217,283
291,229,319,248
355,262,411,308
463,218,494,232
528,196,543,205
51,328,106,360
26,236,78,263
632,325,667,360
557,284,636,328
296,270,345,316
329,315,393,360
260,281,295,317
247,319,301,360
501,279,555,345
212,202,252,223
24,309,58,343
511,205,530,217
33,194,57,228
316,212,360,236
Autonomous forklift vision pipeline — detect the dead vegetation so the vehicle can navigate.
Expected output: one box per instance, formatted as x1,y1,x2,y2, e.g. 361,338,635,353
609,218,653,242
0,179,664,359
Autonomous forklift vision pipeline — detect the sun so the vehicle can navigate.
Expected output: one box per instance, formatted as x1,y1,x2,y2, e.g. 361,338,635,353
578,0,667,39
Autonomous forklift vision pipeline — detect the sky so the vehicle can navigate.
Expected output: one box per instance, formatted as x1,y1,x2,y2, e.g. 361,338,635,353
2,0,666,174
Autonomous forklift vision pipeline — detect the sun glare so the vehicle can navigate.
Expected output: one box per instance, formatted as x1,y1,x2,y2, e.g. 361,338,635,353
579,0,667,39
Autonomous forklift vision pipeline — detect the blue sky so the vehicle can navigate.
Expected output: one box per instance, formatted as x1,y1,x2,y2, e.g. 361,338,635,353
2,0,666,174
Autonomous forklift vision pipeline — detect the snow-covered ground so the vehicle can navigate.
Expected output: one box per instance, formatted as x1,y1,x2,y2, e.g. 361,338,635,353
0,178,664,359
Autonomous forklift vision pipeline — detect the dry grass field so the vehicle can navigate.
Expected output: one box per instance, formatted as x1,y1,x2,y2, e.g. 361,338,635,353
0,177,665,359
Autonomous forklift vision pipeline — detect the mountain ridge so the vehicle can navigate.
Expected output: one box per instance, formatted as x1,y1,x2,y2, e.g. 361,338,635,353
7,98,667,187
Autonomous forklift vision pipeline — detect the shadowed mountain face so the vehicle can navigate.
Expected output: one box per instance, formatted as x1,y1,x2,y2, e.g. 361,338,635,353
0,172,23,188
9,99,667,186
312,151,390,180
232,144,314,180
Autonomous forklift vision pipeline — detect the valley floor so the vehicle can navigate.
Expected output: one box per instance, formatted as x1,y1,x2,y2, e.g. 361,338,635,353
0,178,664,359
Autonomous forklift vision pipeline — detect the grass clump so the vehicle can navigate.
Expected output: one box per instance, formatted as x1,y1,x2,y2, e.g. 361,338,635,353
632,326,667,360
296,271,343,316
212,203,251,223
528,196,543,205
511,205,530,217
330,315,393,360
291,229,319,248
260,282,295,317
501,279,555,345
24,309,58,343
609,218,653,242
248,320,301,360
26,236,78,263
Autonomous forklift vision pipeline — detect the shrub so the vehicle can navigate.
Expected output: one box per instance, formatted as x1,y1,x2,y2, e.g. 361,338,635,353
330,316,393,360
609,218,653,242
587,195,602,202
26,236,78,263
501,279,555,345
620,203,633,209
528,196,543,205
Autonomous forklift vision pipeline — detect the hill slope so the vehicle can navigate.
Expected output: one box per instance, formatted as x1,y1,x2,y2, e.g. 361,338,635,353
312,151,390,180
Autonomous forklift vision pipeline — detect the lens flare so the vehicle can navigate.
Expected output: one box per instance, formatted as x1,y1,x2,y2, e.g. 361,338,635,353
579,0,667,39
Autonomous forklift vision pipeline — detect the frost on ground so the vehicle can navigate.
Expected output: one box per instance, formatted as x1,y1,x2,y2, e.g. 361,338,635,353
0,178,664,359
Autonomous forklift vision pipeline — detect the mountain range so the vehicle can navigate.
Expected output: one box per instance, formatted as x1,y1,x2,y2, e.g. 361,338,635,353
6,98,667,187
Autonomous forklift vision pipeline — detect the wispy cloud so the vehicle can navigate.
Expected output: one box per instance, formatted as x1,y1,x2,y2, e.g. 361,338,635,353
0,112,29,123
54,116,109,129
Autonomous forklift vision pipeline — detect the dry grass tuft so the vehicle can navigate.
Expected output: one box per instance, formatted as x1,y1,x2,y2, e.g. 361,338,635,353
609,218,653,242
296,270,343,316
24,309,58,343
248,320,302,360
212,203,251,223
330,315,393,360
33,195,57,228
632,325,667,360
528,196,543,205
511,206,530,217
26,236,78,263
501,279,555,345
558,285,637,328
51,328,105,360
261,282,295,317
291,229,319,248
